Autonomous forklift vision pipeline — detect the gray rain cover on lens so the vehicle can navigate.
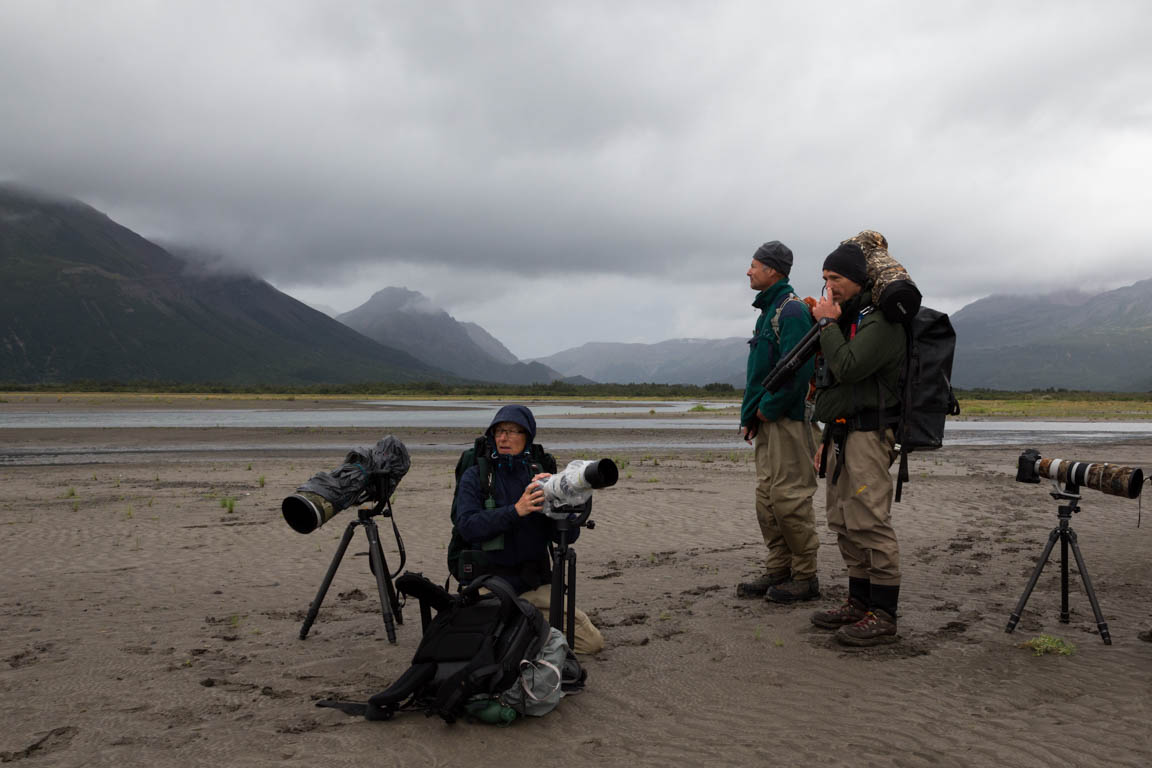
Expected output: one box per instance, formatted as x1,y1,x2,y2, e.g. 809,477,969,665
296,435,411,510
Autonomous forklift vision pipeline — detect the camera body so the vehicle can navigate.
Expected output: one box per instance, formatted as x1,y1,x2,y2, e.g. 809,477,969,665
813,353,835,389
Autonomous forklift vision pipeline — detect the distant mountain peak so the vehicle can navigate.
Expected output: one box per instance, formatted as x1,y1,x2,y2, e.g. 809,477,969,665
338,286,564,385
362,286,445,315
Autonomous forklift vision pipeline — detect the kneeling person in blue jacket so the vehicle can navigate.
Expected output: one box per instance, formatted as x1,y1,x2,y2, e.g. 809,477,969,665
455,404,605,654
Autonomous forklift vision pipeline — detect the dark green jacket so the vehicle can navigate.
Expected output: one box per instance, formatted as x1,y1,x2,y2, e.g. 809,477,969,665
740,280,814,427
812,288,905,424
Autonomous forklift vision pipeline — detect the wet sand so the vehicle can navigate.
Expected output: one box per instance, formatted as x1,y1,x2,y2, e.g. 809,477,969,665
2,407,1152,767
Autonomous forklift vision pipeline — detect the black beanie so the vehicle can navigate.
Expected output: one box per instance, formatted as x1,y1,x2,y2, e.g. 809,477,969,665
822,242,868,286
752,240,793,277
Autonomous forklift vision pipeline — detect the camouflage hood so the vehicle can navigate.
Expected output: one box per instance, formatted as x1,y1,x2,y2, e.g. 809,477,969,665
840,229,921,323
843,229,889,256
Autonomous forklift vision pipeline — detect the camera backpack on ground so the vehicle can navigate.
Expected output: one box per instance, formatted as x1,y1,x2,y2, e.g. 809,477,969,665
315,572,584,724
363,573,552,723
446,437,558,582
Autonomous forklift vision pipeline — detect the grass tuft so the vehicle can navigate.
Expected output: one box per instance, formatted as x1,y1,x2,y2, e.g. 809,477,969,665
1020,634,1076,656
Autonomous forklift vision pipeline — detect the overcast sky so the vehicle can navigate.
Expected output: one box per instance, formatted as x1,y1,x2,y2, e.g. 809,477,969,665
2,1,1149,358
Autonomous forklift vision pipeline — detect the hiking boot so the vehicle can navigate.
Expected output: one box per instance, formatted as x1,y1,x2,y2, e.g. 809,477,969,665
766,576,821,603
810,598,868,630
835,608,899,647
736,570,790,598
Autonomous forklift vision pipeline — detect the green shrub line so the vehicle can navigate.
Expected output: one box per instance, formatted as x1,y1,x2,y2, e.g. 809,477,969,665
0,380,741,399
3,380,1150,400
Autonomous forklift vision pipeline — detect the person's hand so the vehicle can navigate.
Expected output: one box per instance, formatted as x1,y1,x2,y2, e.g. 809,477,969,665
812,293,841,323
813,446,823,473
742,424,757,443
514,474,550,516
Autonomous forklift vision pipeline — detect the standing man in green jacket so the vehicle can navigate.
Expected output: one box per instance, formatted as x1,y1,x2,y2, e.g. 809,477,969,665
738,241,821,603
809,240,906,646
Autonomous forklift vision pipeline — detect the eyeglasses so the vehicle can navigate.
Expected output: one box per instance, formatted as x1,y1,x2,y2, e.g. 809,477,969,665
494,428,527,437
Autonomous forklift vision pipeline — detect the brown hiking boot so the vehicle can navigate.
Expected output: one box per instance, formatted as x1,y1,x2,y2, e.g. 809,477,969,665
736,570,790,598
835,608,899,646
810,598,868,630
766,576,820,603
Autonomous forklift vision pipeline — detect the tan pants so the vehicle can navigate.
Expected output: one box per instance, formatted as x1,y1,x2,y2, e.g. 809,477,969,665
754,417,821,579
825,429,901,585
520,584,605,655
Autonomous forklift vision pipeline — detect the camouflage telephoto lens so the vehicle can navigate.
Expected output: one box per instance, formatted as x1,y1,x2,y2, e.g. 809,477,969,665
1018,449,1144,499
282,491,340,534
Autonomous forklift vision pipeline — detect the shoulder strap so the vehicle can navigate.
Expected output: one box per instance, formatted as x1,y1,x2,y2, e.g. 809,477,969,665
770,292,806,343
473,436,494,498
529,443,558,474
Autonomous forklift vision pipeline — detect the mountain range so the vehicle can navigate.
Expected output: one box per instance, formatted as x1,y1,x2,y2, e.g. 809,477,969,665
949,281,1152,391
2,184,1148,390
531,338,748,387
532,285,1152,391
0,185,451,386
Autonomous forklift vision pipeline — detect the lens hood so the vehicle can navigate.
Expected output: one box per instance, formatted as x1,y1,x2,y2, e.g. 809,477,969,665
582,458,619,489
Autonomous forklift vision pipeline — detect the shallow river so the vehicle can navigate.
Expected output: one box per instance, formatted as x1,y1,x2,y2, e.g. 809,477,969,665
1,400,1148,465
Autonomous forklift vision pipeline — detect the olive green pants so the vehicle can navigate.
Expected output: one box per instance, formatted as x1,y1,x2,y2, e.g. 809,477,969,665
753,417,821,579
825,429,901,586
520,584,605,655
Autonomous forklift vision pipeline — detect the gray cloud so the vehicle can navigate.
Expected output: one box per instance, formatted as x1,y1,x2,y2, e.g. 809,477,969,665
2,0,1149,355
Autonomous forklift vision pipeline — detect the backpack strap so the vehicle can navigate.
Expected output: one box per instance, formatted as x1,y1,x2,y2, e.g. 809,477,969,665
894,323,914,503
529,443,558,475
769,292,807,345
473,436,495,507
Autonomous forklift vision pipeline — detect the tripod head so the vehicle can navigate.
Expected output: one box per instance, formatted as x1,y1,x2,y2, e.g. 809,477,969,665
543,499,595,529
357,471,399,517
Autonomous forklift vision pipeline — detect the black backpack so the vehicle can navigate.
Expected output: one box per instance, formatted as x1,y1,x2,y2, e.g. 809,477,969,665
363,573,550,723
893,307,961,501
446,437,558,582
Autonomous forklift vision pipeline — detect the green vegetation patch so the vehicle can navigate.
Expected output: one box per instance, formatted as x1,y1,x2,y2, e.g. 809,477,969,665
957,389,1152,421
1019,634,1076,656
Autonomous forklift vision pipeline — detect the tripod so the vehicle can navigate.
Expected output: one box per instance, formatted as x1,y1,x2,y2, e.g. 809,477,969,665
299,476,406,643
548,500,595,649
1005,482,1111,645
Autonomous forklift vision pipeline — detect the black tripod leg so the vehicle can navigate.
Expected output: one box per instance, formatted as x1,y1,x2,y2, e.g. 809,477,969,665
566,549,577,651
362,519,398,644
1060,527,1070,623
550,548,565,633
1006,527,1060,634
1067,529,1112,645
300,520,358,640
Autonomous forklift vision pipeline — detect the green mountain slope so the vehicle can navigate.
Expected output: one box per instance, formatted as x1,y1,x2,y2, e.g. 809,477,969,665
950,280,1152,391
0,185,452,386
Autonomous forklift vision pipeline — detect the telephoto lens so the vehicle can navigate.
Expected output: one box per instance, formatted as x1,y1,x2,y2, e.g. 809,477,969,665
281,436,411,533
1017,449,1144,499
